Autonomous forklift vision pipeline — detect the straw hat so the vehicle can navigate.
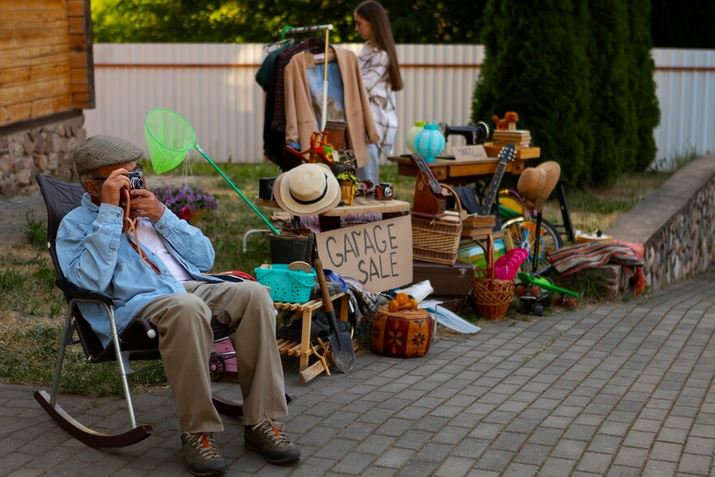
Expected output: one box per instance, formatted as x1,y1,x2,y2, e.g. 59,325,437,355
273,163,341,216
517,161,561,212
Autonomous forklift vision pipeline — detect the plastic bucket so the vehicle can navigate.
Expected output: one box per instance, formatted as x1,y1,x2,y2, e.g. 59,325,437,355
268,231,313,264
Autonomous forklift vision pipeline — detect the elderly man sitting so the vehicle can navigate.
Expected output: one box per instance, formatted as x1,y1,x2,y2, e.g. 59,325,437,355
56,135,299,476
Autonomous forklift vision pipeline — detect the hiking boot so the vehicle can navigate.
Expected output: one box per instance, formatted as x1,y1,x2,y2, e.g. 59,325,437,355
244,418,300,464
181,432,226,476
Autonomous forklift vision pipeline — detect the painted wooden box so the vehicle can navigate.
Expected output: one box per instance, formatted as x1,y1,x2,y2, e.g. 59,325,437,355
371,305,434,358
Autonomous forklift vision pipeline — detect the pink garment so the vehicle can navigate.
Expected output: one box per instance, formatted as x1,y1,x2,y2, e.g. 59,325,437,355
494,248,528,281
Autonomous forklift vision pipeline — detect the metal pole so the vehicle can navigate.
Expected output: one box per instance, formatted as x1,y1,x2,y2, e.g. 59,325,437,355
104,303,138,429
320,27,330,131
195,144,280,235
49,308,74,408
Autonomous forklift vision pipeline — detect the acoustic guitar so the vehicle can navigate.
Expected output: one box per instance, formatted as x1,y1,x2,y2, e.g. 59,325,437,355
410,154,447,217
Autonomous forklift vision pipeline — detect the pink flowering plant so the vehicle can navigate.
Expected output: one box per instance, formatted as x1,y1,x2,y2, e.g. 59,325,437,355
152,185,218,222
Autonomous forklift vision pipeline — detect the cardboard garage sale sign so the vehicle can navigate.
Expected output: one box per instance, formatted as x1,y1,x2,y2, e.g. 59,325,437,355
316,215,412,293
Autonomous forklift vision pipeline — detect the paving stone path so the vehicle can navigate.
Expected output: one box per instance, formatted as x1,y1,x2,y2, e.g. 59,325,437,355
1,270,714,476
2,180,714,476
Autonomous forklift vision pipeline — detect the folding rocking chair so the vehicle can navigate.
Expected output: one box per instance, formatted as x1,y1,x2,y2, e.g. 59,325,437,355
33,174,250,448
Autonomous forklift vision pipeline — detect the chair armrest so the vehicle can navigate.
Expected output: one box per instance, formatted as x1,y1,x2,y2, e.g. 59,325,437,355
57,279,113,305
122,317,158,341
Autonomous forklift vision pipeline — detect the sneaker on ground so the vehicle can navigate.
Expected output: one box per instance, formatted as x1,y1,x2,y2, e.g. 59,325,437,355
181,432,226,476
244,418,301,464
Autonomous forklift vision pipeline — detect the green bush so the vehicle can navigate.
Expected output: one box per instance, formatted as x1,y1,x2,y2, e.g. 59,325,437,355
472,0,660,187
472,0,592,185
627,0,660,173
23,212,47,249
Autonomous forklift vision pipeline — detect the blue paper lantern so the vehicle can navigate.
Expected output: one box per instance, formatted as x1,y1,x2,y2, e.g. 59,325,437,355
414,123,445,163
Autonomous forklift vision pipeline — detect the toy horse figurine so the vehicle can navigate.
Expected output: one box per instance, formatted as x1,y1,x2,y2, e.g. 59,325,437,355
285,132,336,166
492,111,519,131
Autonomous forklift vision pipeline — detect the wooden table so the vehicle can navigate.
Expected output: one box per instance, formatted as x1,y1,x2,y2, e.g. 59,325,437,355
388,146,541,184
388,147,575,242
319,197,410,231
256,197,411,231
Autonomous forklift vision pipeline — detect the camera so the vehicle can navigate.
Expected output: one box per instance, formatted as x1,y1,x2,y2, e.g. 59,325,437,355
375,183,394,200
128,170,145,190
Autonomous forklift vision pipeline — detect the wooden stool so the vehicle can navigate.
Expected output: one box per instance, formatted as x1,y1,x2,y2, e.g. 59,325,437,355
274,292,348,384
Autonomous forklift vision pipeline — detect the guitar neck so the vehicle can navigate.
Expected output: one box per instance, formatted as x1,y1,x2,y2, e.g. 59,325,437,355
483,158,509,208
477,145,514,215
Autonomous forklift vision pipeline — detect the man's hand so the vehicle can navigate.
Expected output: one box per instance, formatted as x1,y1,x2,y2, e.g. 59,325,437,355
101,168,131,206
129,189,166,222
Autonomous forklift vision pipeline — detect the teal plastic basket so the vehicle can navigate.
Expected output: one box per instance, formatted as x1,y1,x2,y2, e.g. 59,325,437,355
254,264,316,303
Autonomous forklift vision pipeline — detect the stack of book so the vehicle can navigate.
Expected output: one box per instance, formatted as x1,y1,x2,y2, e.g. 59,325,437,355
492,129,531,148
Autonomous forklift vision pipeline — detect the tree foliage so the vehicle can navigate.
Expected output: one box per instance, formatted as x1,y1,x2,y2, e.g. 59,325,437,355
628,0,660,172
472,0,660,187
472,0,592,185
587,0,631,185
91,0,488,43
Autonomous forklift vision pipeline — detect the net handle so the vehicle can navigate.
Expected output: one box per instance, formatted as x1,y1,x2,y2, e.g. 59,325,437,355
195,144,280,235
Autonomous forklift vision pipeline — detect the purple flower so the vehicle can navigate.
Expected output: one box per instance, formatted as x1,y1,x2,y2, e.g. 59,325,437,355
151,185,218,217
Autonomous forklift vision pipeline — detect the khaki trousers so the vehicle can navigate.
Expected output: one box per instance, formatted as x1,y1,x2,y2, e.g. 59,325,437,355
138,280,288,433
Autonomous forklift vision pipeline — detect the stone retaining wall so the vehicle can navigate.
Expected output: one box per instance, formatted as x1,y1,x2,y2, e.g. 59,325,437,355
644,178,715,289
608,155,715,291
0,113,85,197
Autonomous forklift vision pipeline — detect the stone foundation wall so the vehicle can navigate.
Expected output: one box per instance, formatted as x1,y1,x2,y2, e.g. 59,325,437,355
644,178,715,290
0,113,85,197
608,155,715,292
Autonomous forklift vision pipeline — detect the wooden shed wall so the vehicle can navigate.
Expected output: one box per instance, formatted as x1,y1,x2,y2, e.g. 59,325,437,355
0,0,93,128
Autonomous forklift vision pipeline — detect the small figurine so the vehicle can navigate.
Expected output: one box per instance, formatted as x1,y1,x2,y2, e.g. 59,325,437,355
285,131,336,166
492,111,519,131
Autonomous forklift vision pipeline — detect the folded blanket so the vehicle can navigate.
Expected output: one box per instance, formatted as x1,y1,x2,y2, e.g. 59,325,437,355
548,241,642,277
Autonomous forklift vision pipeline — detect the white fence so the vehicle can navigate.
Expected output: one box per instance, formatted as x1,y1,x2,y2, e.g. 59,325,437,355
85,44,715,167
652,49,715,165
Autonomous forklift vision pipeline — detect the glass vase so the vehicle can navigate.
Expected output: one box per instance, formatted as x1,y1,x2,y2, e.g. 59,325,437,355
414,123,446,163
406,121,426,154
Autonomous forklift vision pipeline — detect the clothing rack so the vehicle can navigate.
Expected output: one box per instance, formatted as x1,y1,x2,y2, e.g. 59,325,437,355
279,23,334,39
279,23,334,130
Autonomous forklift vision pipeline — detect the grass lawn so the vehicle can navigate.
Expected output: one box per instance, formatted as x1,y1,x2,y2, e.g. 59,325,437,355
0,162,672,394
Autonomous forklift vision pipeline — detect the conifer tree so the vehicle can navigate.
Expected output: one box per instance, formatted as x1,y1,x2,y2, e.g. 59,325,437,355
472,0,592,185
627,0,660,171
587,0,632,185
472,0,661,185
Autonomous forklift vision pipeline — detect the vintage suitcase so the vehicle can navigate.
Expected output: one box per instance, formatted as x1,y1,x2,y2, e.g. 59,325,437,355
413,259,475,296
371,305,434,358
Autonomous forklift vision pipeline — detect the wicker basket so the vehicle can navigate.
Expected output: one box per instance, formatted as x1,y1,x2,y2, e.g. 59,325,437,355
472,234,515,320
412,184,463,265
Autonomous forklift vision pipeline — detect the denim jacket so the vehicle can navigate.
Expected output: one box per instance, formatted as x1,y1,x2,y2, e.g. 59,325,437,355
56,193,222,346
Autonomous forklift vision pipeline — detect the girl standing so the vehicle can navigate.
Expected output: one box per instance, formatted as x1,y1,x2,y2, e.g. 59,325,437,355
354,0,403,187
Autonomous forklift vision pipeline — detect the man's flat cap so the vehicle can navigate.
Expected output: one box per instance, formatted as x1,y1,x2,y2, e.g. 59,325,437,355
73,135,143,174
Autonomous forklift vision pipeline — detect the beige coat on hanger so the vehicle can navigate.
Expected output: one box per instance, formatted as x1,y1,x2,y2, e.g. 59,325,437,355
284,47,379,168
